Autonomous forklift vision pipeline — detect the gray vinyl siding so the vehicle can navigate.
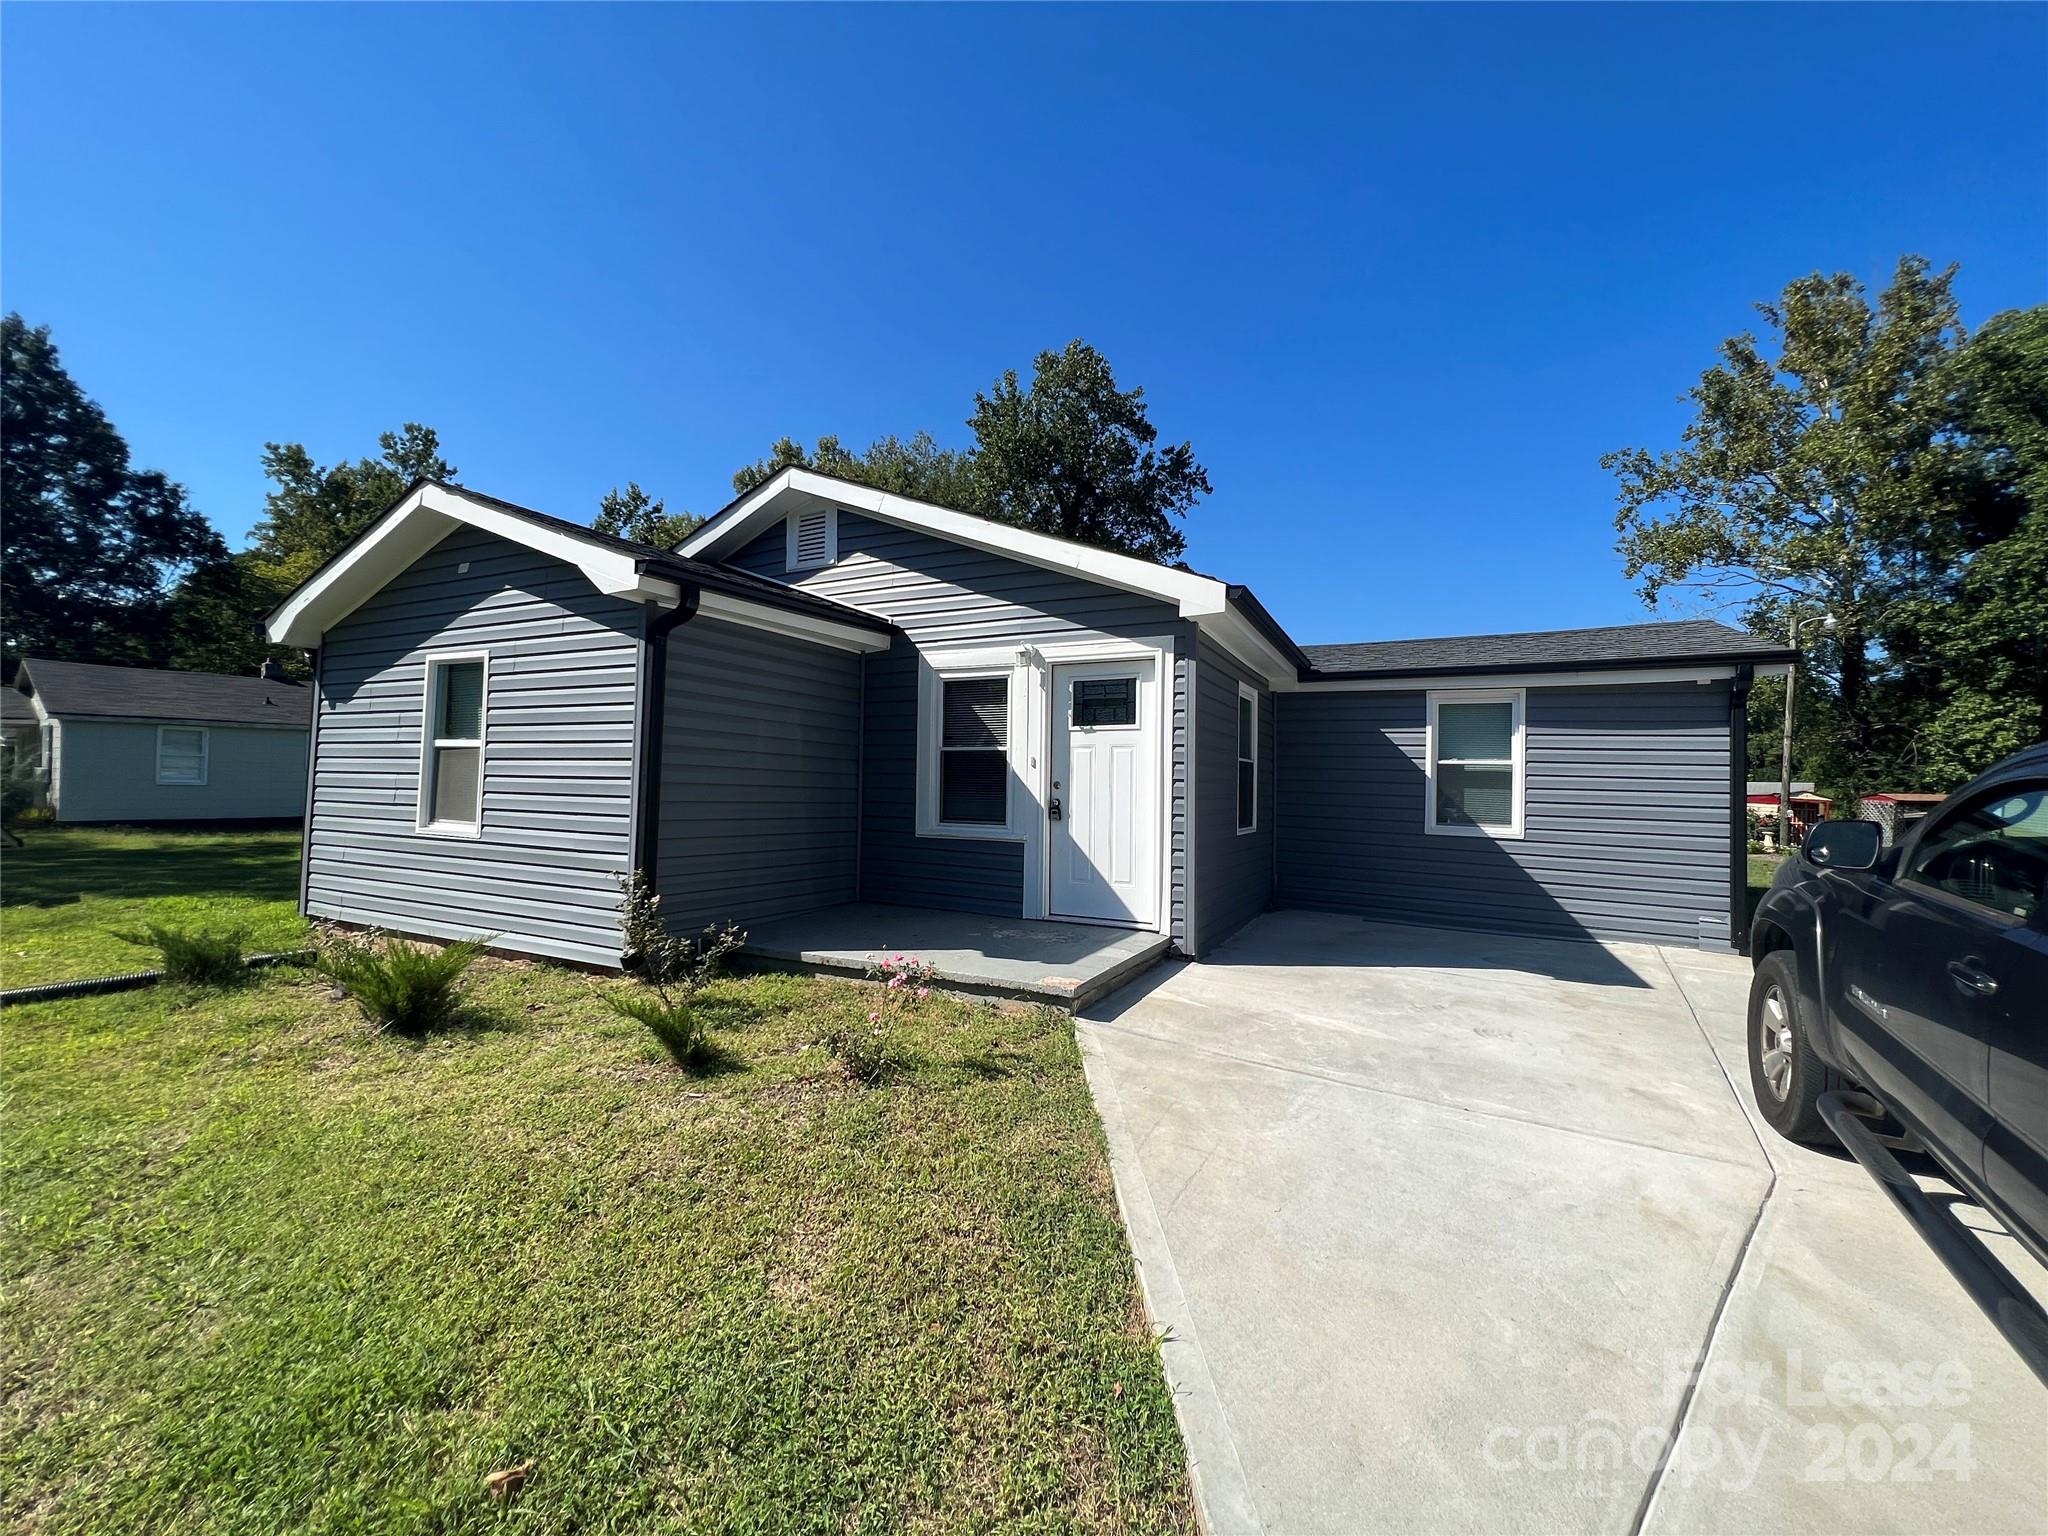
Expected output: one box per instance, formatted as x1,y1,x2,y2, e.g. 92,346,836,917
1276,682,1733,947
653,615,861,932
1192,636,1275,953
306,526,642,966
727,511,1188,936
47,718,307,822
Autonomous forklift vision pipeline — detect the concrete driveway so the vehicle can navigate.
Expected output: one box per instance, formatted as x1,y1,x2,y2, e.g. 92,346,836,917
1079,910,2047,1534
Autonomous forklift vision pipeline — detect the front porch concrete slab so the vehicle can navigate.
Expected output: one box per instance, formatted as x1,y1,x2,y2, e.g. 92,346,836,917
736,902,1169,1011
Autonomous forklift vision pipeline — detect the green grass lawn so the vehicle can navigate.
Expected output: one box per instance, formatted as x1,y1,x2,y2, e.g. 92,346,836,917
1,826,307,987
0,834,1190,1534
1747,852,1785,922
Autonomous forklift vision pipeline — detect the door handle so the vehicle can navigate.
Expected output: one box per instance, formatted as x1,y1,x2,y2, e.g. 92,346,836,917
1947,959,1999,998
1047,797,1062,822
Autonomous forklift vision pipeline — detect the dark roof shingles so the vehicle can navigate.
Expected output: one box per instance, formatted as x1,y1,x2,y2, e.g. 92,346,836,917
1299,620,1793,678
20,658,313,727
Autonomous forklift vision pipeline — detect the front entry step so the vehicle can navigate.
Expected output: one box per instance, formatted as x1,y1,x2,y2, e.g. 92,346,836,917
734,902,1172,1012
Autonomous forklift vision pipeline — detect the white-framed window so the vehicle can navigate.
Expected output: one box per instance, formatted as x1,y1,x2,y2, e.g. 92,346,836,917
916,656,1021,840
155,725,209,785
785,506,837,572
1425,688,1525,839
1236,682,1259,833
418,652,488,837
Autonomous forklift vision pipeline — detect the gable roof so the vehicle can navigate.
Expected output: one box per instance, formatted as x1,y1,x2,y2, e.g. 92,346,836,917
19,657,313,728
678,466,1308,681
3,685,39,726
1297,620,1795,681
265,479,893,649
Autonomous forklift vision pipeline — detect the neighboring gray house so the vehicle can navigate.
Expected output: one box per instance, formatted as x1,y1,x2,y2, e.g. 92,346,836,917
10,658,312,824
265,473,1793,968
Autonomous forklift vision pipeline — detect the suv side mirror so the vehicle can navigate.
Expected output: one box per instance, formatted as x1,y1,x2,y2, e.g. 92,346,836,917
1803,819,1882,872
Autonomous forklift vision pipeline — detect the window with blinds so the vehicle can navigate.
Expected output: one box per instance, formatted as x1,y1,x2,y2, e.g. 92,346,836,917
421,656,486,833
156,726,208,786
1428,692,1522,836
939,675,1008,825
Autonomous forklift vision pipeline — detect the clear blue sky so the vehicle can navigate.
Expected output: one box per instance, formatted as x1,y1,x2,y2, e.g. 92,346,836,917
4,4,2042,646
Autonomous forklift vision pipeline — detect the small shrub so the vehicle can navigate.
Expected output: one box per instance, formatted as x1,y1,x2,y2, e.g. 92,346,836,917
821,1015,903,1085
318,930,488,1035
606,989,712,1068
604,872,745,1069
823,953,940,1085
114,922,250,987
616,872,744,995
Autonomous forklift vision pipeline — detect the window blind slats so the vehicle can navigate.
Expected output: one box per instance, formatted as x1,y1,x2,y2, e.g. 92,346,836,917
942,677,1007,750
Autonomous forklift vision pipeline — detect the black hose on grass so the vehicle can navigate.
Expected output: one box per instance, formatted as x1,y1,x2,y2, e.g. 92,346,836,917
0,950,315,1007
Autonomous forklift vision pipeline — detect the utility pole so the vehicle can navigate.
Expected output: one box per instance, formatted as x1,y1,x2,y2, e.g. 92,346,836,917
1779,611,1833,849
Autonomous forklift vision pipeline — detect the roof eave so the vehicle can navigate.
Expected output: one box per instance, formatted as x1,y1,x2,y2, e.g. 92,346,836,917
1299,648,1800,684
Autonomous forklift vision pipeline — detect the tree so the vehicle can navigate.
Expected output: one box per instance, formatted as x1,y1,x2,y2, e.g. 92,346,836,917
185,424,459,677
1605,258,1974,787
592,482,701,548
245,423,453,598
1884,305,2048,781
731,431,978,508
731,342,1211,566
1,314,226,664
967,340,1210,564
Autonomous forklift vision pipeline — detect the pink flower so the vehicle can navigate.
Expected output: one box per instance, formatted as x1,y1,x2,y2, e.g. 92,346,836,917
916,987,930,1000
868,1010,879,1022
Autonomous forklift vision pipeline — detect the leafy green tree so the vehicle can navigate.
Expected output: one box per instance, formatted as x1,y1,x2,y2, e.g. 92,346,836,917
1605,258,1975,785
1885,305,2048,781
592,482,701,548
732,342,1210,565
1,314,226,664
731,431,978,508
967,340,1210,565
245,423,453,598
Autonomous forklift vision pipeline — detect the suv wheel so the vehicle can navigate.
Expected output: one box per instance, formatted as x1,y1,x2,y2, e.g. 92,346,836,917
1748,951,1837,1144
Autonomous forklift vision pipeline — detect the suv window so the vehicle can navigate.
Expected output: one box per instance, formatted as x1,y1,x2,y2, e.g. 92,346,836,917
1903,782,2048,924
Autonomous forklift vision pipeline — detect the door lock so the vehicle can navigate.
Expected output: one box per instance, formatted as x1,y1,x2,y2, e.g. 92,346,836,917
1048,797,1062,821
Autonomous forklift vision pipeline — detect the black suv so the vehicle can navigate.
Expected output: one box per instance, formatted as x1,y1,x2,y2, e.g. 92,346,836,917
1748,742,2048,1372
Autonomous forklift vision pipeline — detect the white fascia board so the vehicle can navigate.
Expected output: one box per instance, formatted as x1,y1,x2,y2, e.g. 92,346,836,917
681,469,1304,685
266,484,680,647
693,590,891,653
1286,663,1780,693
681,468,1232,613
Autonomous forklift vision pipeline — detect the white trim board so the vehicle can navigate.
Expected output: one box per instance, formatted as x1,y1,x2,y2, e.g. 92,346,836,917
267,483,683,647
1424,687,1525,841
681,468,1300,685
693,590,891,653
910,632,1176,934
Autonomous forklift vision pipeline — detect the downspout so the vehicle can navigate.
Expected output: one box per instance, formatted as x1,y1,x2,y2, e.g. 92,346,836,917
297,646,322,919
634,586,701,883
1728,662,1754,955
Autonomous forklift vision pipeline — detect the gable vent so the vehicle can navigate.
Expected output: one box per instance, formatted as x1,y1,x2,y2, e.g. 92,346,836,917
786,506,836,571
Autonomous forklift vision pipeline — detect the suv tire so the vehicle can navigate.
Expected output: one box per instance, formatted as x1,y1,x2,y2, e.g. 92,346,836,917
1748,950,1837,1144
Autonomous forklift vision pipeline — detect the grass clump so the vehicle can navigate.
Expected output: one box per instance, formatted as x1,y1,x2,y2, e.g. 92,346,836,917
603,871,743,1069
317,930,488,1035
112,920,249,986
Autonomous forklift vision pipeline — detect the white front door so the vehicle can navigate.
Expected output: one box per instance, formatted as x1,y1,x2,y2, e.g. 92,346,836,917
1049,660,1159,926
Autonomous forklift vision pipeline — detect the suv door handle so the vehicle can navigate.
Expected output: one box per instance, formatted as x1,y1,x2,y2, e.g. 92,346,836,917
1947,959,1999,998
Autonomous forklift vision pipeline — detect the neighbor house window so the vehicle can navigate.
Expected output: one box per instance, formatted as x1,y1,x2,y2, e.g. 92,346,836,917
156,726,209,786
1236,683,1258,833
939,675,1010,826
1426,689,1524,838
419,655,486,835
